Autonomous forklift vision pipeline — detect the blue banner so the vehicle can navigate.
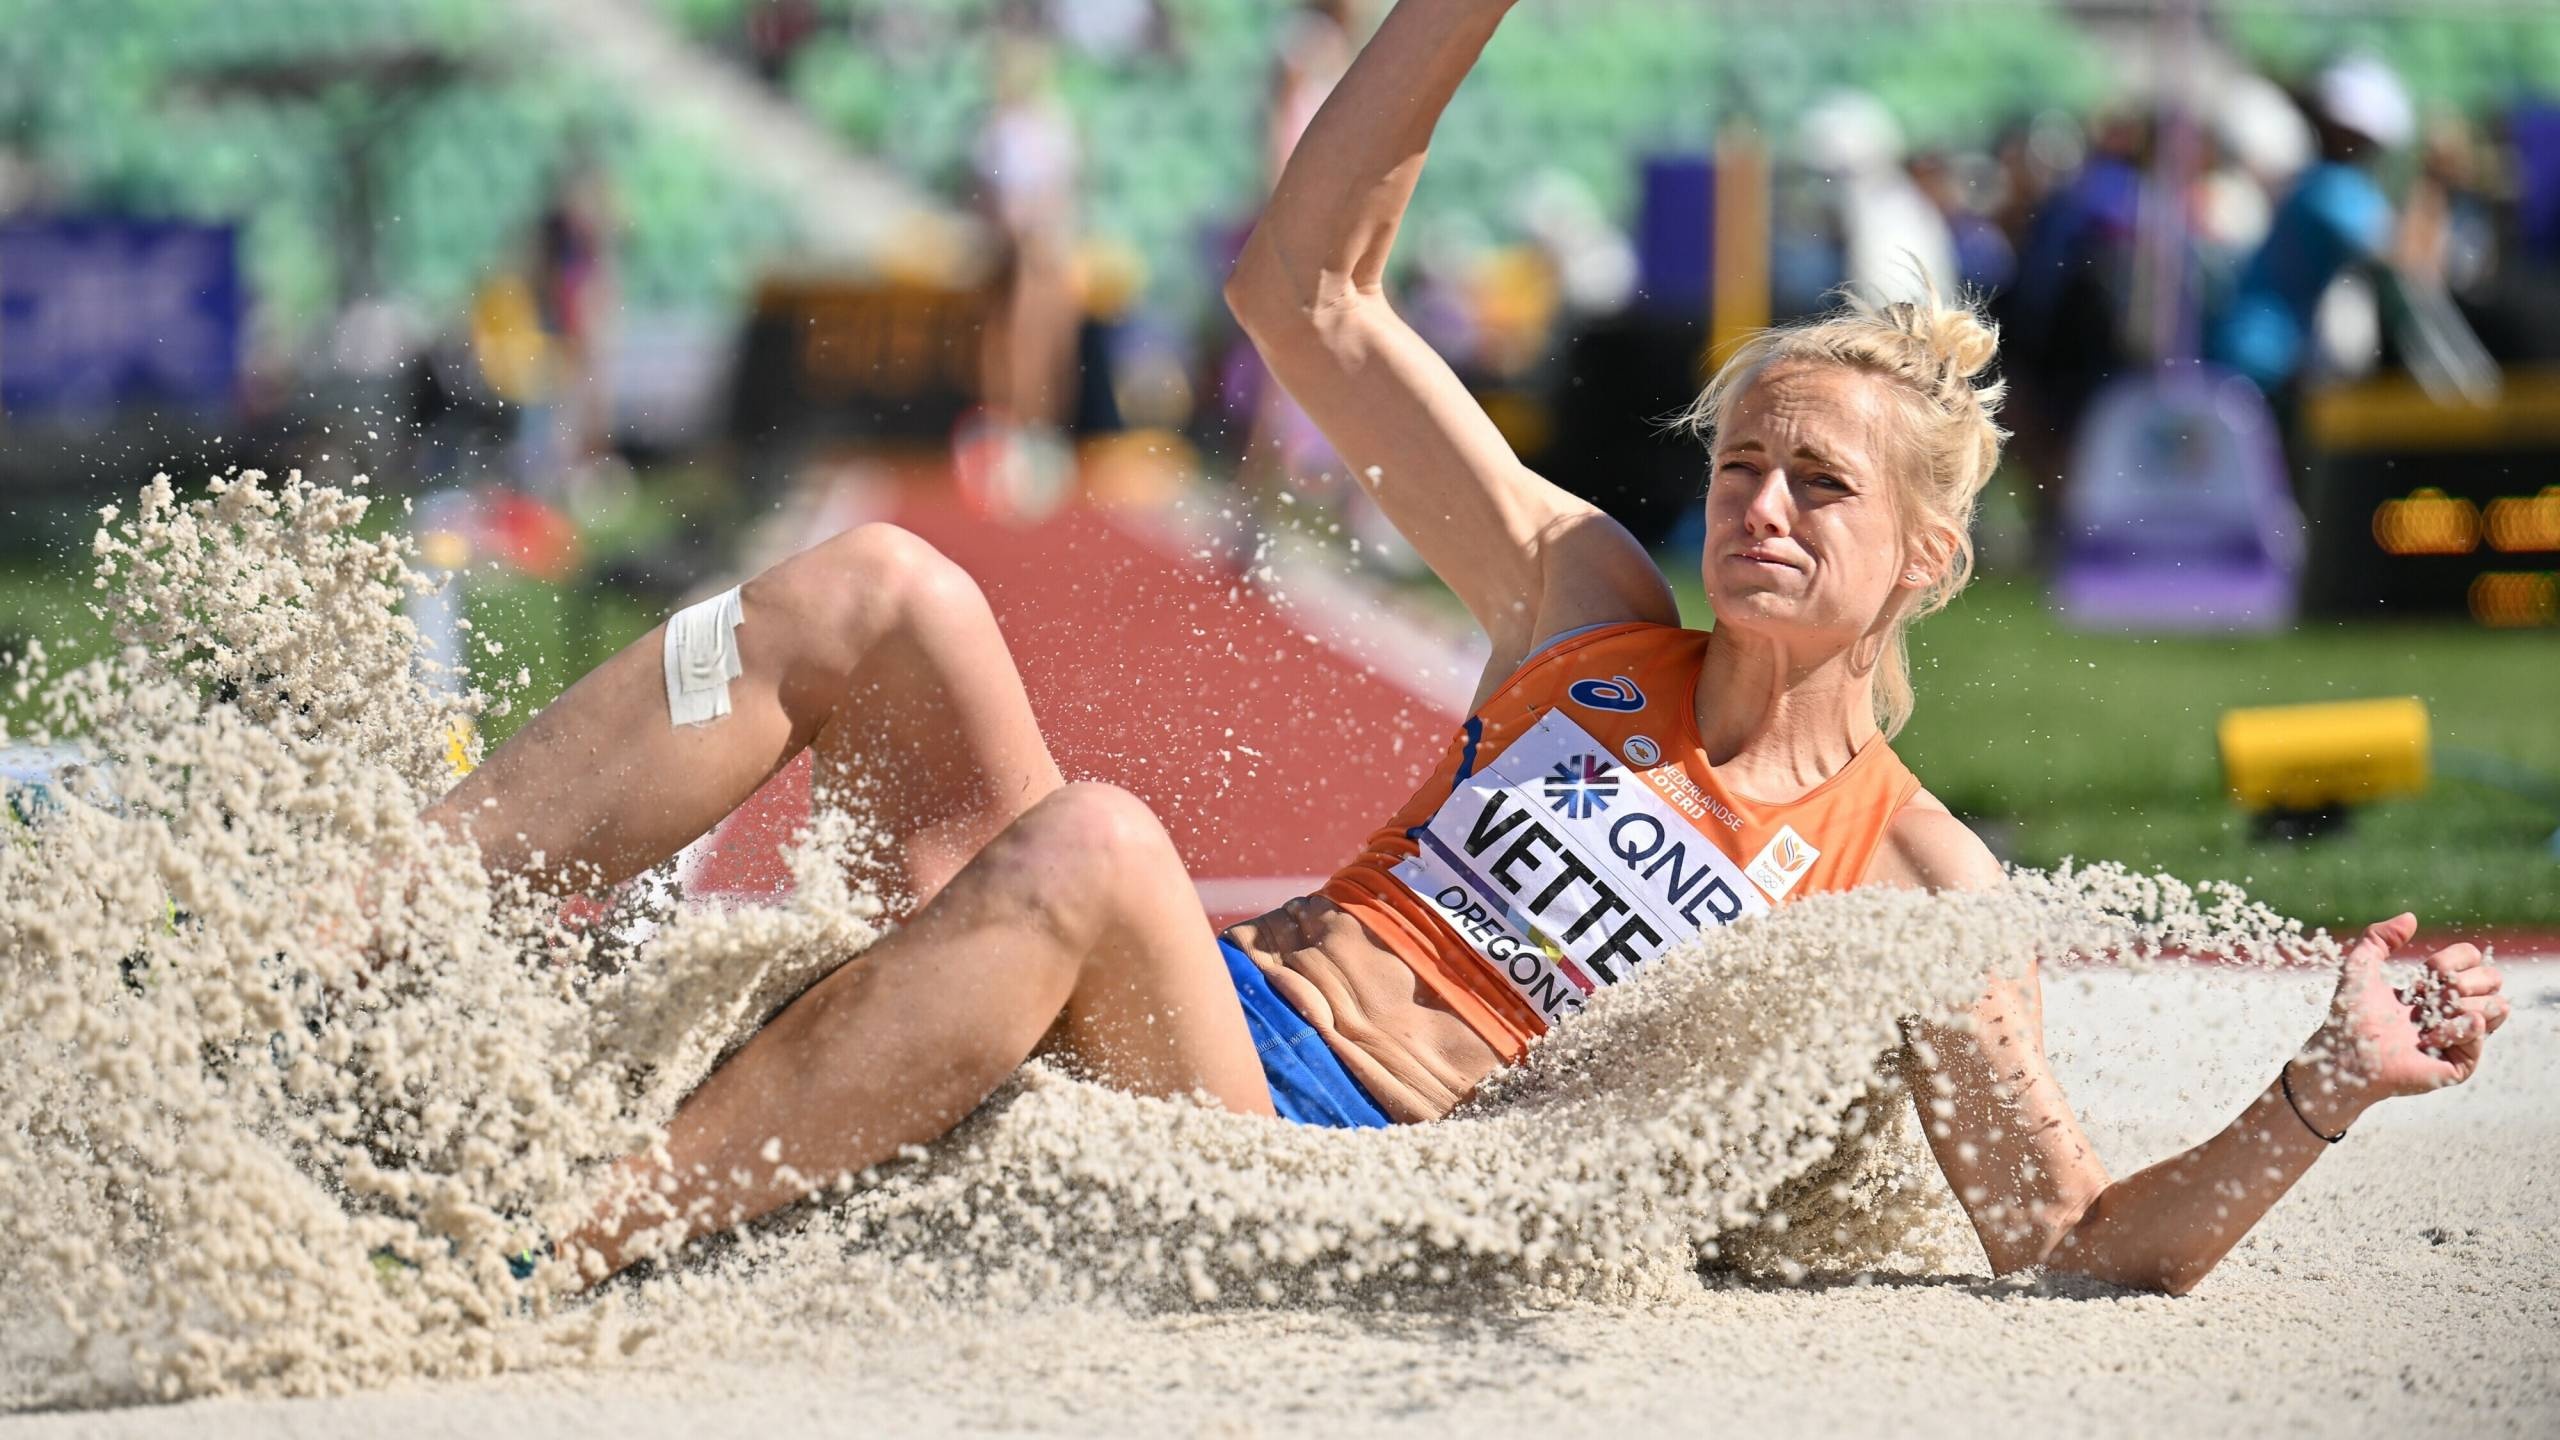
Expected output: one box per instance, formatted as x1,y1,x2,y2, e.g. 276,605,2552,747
0,218,243,419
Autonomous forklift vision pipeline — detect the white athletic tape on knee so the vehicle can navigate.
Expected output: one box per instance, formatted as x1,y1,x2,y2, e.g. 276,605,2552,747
663,585,745,728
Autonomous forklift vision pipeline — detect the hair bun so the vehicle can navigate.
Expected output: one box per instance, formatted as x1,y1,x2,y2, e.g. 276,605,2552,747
1923,304,2000,383
1874,264,2000,386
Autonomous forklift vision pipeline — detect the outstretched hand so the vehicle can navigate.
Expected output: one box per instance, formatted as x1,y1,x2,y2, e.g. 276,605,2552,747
2302,913,2511,1120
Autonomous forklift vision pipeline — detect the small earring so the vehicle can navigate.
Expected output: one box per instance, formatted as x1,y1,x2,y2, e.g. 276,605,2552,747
1903,569,1926,583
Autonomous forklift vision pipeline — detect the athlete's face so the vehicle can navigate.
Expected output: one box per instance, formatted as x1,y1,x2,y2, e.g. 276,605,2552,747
1702,363,1925,647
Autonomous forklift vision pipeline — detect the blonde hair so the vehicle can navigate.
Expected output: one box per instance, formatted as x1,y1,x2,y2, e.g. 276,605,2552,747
1676,270,2009,739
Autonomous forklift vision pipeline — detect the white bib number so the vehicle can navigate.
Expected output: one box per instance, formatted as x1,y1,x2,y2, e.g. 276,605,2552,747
1389,712,1767,1025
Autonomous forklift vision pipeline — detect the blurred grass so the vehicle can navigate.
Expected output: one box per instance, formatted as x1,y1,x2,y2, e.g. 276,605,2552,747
0,544,657,755
0,474,699,751
6,521,2555,931
1667,571,2560,932
456,576,662,744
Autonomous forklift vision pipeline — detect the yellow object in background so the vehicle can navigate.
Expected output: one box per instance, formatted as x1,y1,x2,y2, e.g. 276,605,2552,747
444,718,479,778
1708,124,1771,371
470,277,552,405
2468,571,2560,629
2371,487,2481,556
2218,698,2431,813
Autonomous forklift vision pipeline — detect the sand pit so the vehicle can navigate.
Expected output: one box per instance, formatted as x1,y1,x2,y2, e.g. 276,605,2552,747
10,963,2553,1439
4,473,2553,1435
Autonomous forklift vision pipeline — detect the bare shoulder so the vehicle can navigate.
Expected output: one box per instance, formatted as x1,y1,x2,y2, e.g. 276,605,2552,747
1481,504,1677,669
1468,507,1680,706
1864,789,2004,893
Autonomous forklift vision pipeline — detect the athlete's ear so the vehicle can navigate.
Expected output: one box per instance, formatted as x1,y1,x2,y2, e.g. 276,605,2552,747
1900,526,1960,592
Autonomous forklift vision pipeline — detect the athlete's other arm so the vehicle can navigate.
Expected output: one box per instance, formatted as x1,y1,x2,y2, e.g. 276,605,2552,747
1224,0,1674,702
1875,805,2512,1294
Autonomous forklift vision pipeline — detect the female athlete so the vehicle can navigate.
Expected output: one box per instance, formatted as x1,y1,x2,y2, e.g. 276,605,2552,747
428,0,2509,1291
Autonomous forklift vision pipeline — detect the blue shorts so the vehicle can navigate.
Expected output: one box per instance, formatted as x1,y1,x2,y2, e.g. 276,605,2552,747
1218,938,1392,1129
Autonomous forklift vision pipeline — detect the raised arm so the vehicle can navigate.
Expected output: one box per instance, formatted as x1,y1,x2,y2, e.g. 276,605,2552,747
1224,0,1674,684
1879,810,2512,1294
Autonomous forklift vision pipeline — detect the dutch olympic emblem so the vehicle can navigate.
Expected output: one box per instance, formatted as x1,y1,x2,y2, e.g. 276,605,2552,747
1622,734,1660,767
1543,754,1620,819
1566,674,1647,712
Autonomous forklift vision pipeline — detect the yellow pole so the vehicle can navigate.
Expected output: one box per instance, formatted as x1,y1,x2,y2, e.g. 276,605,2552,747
1709,124,1771,374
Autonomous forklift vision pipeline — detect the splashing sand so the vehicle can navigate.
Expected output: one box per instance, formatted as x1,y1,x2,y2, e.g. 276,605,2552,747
2,473,2551,1433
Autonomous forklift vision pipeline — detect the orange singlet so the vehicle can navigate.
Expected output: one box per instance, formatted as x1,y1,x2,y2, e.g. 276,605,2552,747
1322,622,1923,1065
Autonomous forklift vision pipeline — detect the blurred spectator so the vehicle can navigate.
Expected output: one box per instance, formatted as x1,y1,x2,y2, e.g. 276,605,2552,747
1988,111,2085,256
746,0,821,86
1794,89,1959,303
534,149,618,491
473,146,619,506
961,29,1083,514
2426,107,2560,366
1999,107,2147,526
1910,149,2016,295
2403,110,2499,304
2199,68,2315,274
1509,168,1637,319
2206,54,2416,397
1230,2,1362,496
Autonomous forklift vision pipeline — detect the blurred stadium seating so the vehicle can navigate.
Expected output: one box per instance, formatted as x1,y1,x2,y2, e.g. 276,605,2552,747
0,0,800,337
7,0,2560,571
11,1,2560,338
641,0,2560,320
652,0,2122,320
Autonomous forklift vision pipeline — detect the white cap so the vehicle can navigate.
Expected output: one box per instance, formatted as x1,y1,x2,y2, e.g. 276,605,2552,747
2315,53,2415,151
1798,90,1906,177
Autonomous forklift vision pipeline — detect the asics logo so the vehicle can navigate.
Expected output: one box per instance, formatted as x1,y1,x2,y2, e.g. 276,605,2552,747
1567,675,1646,712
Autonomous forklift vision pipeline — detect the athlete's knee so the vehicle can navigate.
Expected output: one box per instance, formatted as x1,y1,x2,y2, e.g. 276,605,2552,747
805,522,965,618
750,523,986,670
1035,782,1177,888
1010,783,1180,940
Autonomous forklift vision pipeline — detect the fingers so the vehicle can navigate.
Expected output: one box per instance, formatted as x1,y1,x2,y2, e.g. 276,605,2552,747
2408,1000,2490,1090
2430,1030,2482,1088
2423,945,2505,1016
2441,961,2505,1000
2359,912,2420,956
2419,992,2509,1052
2342,914,2418,985
2337,915,2403,993
2426,942,2487,976
2371,928,2505,1007
2482,991,2514,1036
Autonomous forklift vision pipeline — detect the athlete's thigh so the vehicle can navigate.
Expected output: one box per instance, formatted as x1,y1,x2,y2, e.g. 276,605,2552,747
800,552,1065,912
1046,927,1276,1119
1022,790,1273,1117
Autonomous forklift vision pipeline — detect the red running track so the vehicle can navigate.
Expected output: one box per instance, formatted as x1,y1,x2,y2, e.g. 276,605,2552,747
680,496,1482,926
